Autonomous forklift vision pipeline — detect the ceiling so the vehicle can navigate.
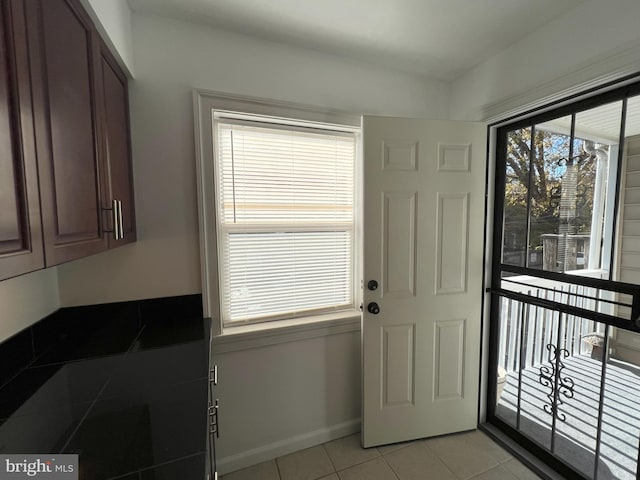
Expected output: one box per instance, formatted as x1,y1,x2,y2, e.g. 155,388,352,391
128,0,586,80
539,96,640,144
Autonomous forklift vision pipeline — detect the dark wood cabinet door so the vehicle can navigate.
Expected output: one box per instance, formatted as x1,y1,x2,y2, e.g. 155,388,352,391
26,0,107,266
0,0,44,280
98,44,136,247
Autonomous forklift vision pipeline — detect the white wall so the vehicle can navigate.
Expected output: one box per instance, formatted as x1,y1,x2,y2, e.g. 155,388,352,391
81,0,135,76
57,12,449,307
215,329,361,474
450,0,640,121
0,269,59,342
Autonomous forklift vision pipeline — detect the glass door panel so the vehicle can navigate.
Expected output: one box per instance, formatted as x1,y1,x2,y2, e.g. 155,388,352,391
491,86,640,480
530,116,572,272
503,127,532,267
500,102,624,277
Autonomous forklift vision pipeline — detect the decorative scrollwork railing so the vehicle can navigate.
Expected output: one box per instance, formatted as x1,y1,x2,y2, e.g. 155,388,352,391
538,344,575,421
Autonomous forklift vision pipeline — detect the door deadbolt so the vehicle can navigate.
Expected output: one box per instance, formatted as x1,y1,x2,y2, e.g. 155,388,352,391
367,302,380,314
367,280,378,291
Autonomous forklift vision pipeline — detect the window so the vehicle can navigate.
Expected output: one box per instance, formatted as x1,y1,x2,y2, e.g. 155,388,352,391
213,115,357,325
499,103,622,276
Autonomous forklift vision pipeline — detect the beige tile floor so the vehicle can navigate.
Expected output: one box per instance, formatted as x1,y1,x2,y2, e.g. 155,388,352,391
221,430,542,480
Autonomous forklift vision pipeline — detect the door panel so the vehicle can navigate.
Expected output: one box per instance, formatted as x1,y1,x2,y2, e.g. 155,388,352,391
26,0,107,265
0,0,44,280
362,117,485,447
433,319,465,401
381,324,416,408
435,192,469,294
382,191,416,297
99,44,136,246
0,3,23,250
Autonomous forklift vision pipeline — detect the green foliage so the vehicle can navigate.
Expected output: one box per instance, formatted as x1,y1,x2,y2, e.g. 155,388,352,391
504,128,599,253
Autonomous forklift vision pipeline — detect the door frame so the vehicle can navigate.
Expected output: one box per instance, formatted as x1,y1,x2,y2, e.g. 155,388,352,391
480,76,640,479
479,73,640,426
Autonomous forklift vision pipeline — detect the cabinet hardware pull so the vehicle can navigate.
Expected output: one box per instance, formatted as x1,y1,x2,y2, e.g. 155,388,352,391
103,200,120,240
113,199,120,240
209,365,218,385
117,200,124,240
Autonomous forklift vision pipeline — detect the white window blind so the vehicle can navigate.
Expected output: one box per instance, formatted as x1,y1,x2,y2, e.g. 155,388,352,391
216,119,356,324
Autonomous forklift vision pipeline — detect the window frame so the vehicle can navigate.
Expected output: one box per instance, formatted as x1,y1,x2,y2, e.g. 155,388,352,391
193,90,362,335
213,114,358,325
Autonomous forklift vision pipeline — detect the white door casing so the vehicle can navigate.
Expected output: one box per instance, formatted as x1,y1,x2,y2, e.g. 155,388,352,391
362,117,486,447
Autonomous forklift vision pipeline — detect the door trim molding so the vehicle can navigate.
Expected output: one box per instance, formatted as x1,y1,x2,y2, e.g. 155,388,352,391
478,38,640,124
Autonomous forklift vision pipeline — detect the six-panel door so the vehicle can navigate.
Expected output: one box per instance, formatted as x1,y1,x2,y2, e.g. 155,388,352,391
362,117,486,447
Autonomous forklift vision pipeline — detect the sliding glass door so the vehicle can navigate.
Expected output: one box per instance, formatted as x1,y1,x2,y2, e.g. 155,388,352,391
488,84,640,479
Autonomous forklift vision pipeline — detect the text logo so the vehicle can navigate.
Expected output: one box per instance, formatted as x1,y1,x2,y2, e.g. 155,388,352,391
0,456,78,479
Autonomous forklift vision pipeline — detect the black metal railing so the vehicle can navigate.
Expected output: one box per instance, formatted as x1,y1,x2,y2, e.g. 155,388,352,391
490,268,640,480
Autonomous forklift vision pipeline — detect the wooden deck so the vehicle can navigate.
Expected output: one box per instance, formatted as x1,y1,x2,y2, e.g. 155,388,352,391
496,354,640,479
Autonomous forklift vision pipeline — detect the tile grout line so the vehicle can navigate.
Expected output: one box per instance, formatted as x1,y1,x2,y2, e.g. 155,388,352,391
379,442,412,457
422,440,461,480
126,324,147,353
460,431,513,478
466,460,504,479
467,463,512,480
104,451,206,479
274,455,283,480
320,443,338,476
57,373,114,454
0,327,59,390
58,325,147,454
323,436,390,475
378,452,400,480
333,453,384,473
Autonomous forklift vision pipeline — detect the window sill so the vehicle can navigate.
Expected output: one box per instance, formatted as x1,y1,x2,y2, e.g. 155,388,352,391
210,311,362,354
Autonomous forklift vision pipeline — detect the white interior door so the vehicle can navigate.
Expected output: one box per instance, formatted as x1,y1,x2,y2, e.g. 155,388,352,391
362,116,486,447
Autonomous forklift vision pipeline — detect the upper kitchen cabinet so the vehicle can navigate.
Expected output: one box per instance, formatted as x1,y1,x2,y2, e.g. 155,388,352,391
26,0,108,266
0,0,44,281
0,0,136,280
24,0,136,266
97,41,136,247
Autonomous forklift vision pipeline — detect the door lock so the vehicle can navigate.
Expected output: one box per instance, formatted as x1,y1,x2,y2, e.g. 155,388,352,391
367,280,378,291
367,302,380,314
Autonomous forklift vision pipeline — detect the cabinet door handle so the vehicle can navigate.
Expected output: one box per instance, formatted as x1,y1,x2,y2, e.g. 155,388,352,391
117,200,124,240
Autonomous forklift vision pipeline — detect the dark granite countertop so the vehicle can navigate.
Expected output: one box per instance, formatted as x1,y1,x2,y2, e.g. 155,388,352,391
0,295,208,479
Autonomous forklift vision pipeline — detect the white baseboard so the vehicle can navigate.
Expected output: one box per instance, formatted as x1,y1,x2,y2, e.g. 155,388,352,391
217,418,361,475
